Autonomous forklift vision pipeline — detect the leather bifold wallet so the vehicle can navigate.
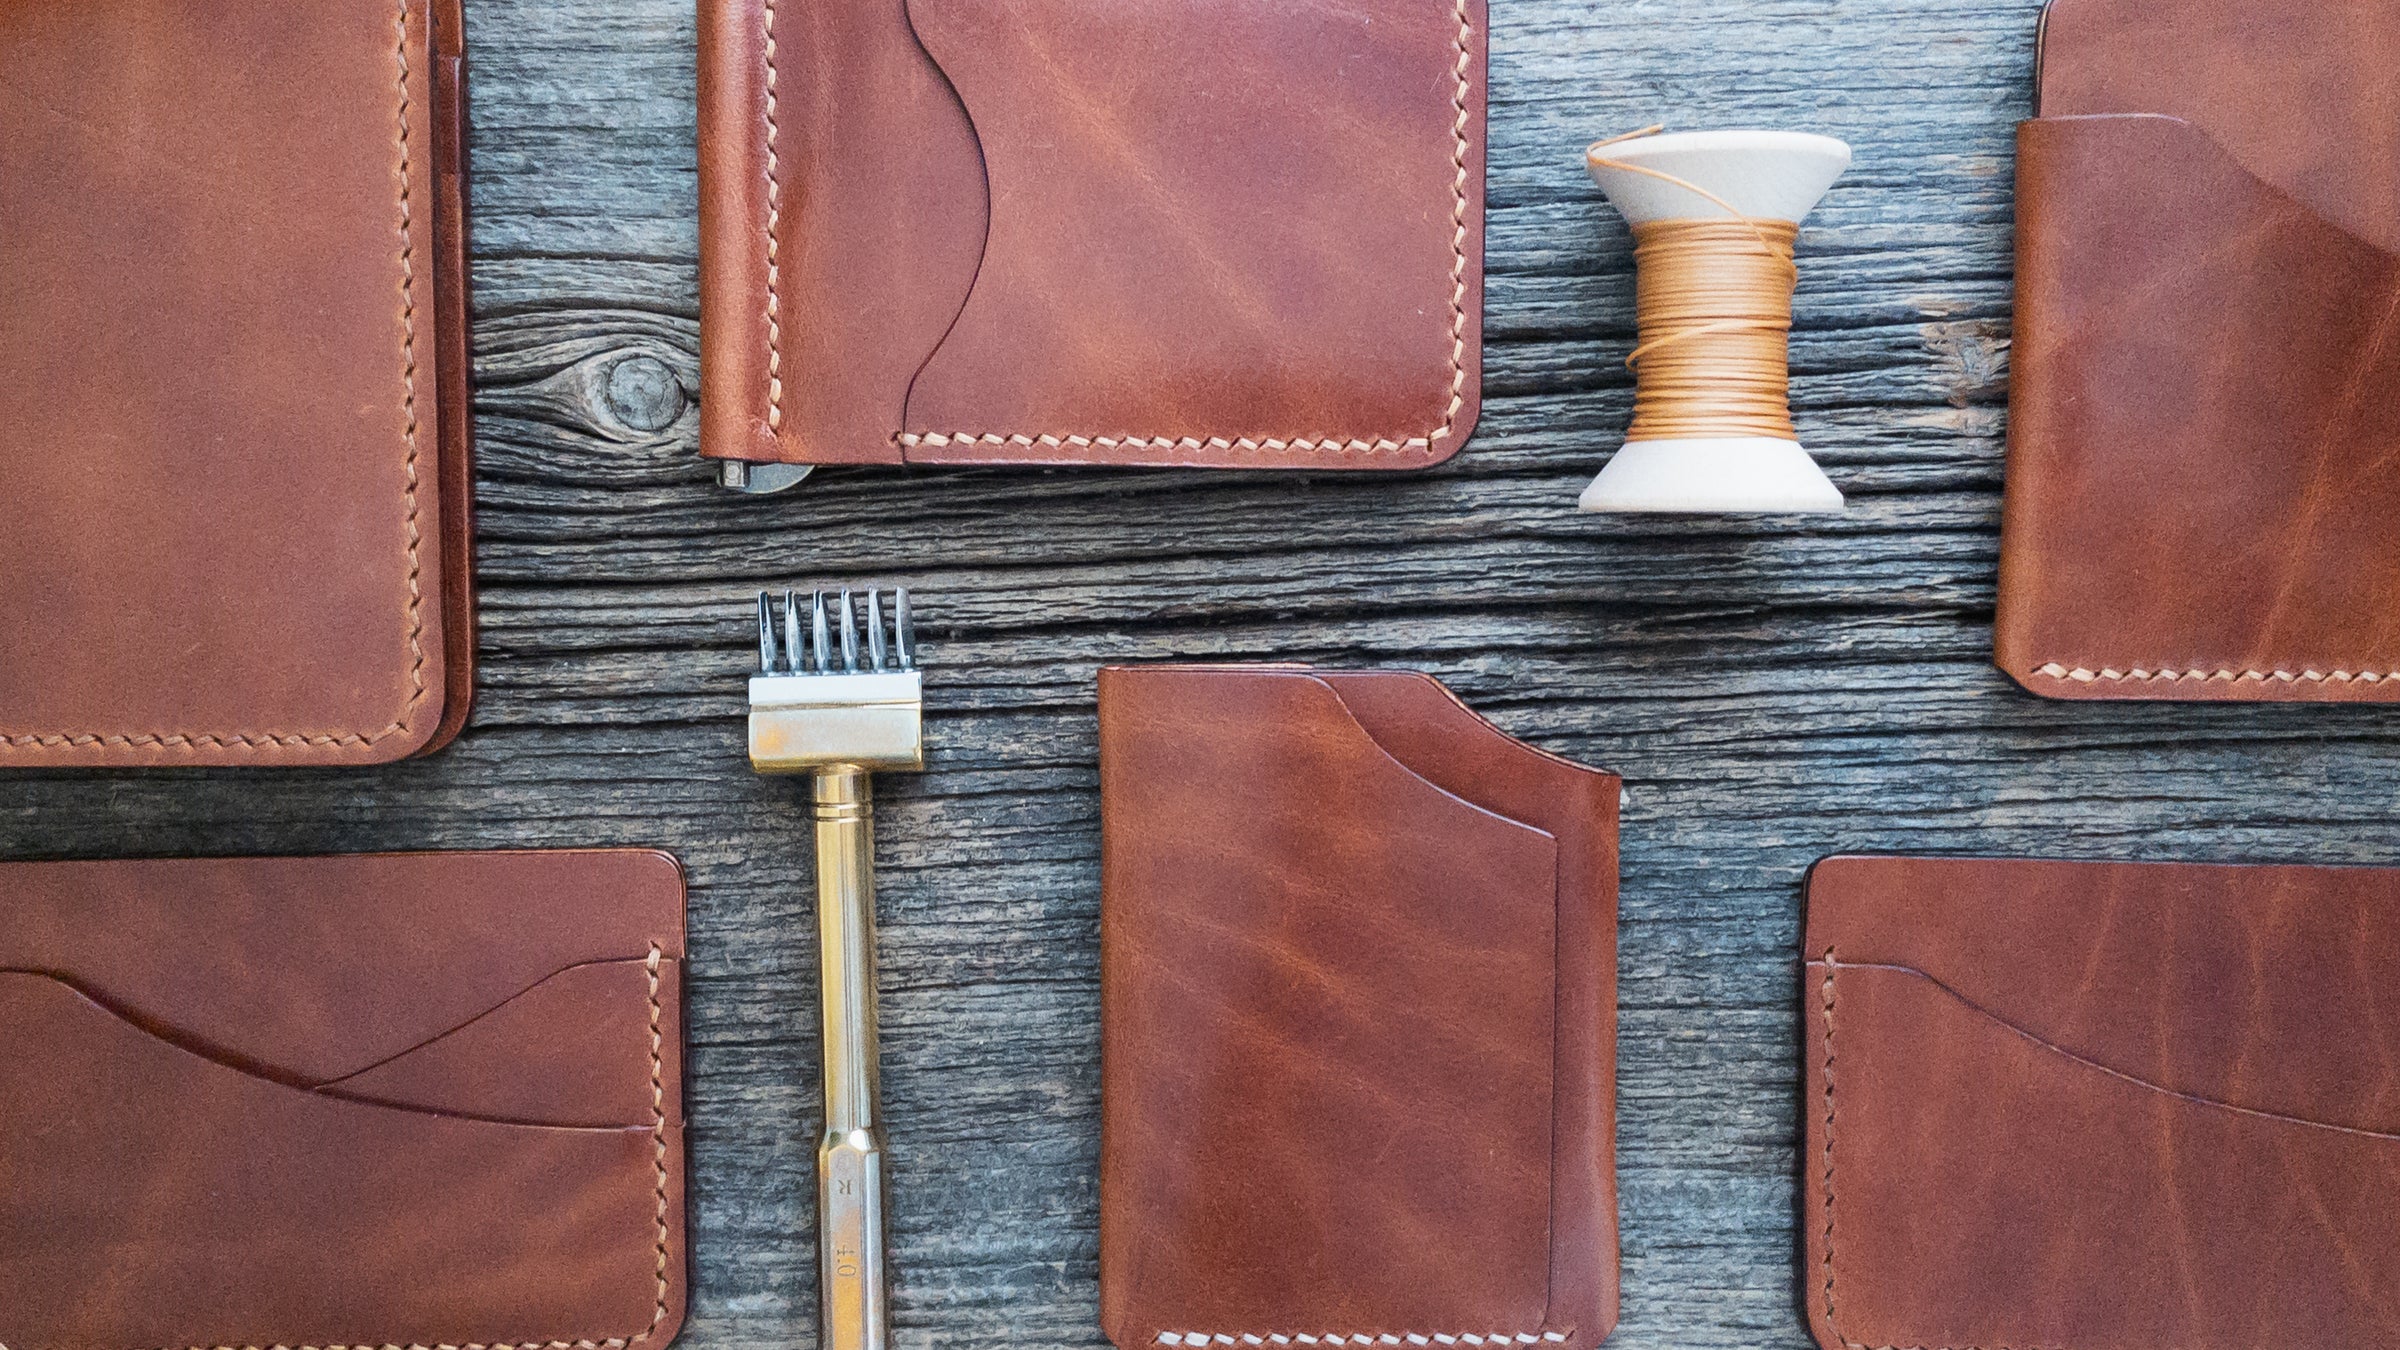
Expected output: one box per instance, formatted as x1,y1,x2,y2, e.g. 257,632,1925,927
0,0,475,766
1803,855,2400,1350
0,850,689,1350
1997,0,2400,703
698,0,1487,473
1097,666,1618,1349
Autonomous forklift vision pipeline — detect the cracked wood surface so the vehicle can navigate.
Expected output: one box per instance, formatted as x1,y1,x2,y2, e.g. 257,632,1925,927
6,1,2397,1346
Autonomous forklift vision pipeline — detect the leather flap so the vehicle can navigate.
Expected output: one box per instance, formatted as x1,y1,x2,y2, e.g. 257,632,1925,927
0,850,687,1103
1801,856,2400,1350
0,850,690,1350
699,0,1487,471
2037,0,2400,252
1998,112,2400,701
1098,665,1618,1350
897,0,1484,468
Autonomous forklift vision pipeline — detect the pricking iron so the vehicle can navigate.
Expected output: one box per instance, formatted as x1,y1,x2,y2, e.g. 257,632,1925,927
748,588,923,1350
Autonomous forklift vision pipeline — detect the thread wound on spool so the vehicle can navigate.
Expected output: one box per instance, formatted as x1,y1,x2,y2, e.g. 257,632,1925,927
1625,217,1800,443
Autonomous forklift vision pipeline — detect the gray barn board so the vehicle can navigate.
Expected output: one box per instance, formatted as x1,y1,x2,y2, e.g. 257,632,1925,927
6,1,2395,1346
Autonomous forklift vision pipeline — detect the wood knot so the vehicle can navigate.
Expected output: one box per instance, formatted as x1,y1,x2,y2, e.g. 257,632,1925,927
605,354,687,434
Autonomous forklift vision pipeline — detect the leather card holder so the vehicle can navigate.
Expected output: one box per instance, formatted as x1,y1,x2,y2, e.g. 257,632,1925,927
1997,0,2400,703
1802,855,2400,1350
1096,666,1618,1349
0,0,476,766
698,0,1487,471
0,850,689,1350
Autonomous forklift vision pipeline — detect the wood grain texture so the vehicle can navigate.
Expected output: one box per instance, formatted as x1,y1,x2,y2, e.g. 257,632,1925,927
8,0,2400,1346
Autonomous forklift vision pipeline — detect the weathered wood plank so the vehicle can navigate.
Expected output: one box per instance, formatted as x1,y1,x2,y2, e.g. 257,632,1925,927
11,0,2400,1346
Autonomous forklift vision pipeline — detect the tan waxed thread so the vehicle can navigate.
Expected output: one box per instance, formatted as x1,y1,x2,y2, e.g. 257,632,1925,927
1587,129,1803,444
0,0,431,756
93,946,677,1350
1154,1332,1569,1346
1621,218,1801,441
894,0,1477,457
760,0,786,435
2030,663,2400,689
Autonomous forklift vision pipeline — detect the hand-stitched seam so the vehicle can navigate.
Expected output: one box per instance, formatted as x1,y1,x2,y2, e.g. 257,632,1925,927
1156,1332,1570,1346
894,0,1476,458
0,0,431,756
2029,663,2400,688
75,945,675,1350
760,0,786,435
1819,957,2064,1350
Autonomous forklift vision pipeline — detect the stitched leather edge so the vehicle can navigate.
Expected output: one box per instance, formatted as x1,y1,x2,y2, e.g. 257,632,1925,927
894,0,1479,456
760,0,786,436
0,0,434,756
1816,955,2069,1350
2028,663,2400,687
1156,1332,1571,1346
60,945,678,1350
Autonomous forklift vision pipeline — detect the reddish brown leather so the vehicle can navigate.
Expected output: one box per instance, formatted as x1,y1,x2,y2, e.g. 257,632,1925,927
1997,0,2400,703
1802,855,2400,1350
1097,666,1619,1350
0,850,689,1350
0,0,476,766
697,0,1486,471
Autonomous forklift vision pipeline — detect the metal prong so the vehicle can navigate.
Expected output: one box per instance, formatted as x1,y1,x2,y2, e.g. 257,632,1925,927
782,590,803,675
866,589,889,670
811,591,833,673
839,590,861,672
757,592,778,673
893,589,915,670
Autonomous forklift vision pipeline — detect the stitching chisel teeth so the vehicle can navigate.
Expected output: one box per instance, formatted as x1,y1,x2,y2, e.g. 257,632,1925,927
751,587,921,678
783,589,803,676
746,586,925,774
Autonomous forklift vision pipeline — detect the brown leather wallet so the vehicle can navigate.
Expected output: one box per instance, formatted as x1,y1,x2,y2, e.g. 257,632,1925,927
1802,855,2400,1350
1997,0,2400,703
0,850,689,1350
698,0,1487,473
0,0,476,765
1097,666,1618,1349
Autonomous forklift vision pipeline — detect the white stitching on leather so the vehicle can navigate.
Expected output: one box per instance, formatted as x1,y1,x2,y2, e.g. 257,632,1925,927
760,0,785,434
1155,1332,1571,1346
2031,663,2400,687
83,946,677,1350
897,0,1478,458
1,0,431,755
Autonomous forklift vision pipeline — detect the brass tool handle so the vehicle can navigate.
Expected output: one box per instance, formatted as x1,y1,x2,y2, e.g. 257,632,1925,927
814,767,890,1350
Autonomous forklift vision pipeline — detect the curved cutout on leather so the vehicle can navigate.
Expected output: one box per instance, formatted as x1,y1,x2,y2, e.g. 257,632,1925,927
1311,670,1620,1345
1097,665,1556,1342
1806,855,2400,1133
0,969,673,1349
320,958,679,1128
765,0,987,465
1817,960,2400,1139
0,850,686,1085
1999,112,2400,701
1804,957,2400,1350
899,0,1483,469
2035,0,2400,252
0,970,644,1132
